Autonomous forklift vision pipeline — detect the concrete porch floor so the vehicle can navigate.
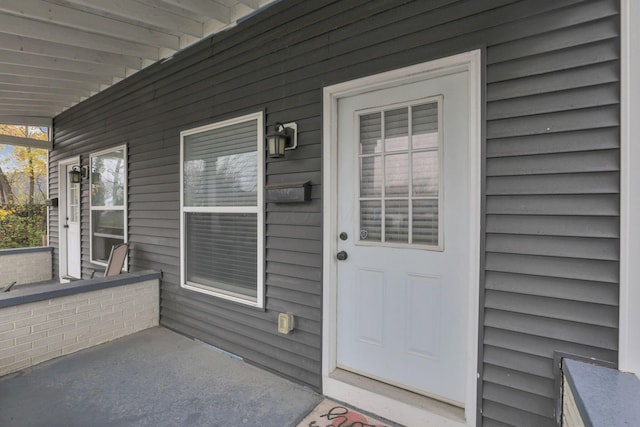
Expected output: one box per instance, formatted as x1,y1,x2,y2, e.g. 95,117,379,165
0,327,323,427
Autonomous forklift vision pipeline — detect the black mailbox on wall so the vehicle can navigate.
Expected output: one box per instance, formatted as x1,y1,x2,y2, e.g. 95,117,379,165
265,181,311,203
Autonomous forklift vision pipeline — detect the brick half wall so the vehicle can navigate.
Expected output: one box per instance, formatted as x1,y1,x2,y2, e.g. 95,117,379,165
0,274,159,376
0,247,52,286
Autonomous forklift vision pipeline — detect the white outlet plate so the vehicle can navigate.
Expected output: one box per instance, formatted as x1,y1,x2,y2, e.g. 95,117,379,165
278,312,295,334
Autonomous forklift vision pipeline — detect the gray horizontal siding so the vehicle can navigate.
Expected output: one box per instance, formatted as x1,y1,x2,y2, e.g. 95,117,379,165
48,0,620,425
482,1,620,425
486,127,619,157
485,271,618,305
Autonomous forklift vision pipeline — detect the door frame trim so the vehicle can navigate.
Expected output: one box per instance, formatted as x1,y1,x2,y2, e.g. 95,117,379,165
322,50,481,426
58,156,80,279
619,0,640,376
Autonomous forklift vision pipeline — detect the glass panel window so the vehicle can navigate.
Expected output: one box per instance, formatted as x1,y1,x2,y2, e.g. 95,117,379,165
385,153,409,196
186,213,257,298
412,151,439,196
68,175,79,223
180,112,264,307
413,199,439,245
359,112,382,155
360,156,382,197
357,98,442,249
90,146,127,265
91,148,126,207
412,103,439,149
360,200,382,242
384,108,409,151
385,200,409,243
93,210,125,235
183,120,258,207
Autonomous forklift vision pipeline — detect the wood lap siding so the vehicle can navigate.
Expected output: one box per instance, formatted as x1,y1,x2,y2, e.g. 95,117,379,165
48,1,620,425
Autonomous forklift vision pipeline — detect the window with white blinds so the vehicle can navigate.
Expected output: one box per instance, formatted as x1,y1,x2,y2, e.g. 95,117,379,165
180,112,264,307
358,98,443,249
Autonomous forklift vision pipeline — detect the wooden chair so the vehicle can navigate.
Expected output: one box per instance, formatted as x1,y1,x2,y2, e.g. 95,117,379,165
91,243,129,278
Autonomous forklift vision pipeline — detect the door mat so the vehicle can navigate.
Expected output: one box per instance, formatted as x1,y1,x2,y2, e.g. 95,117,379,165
297,399,394,427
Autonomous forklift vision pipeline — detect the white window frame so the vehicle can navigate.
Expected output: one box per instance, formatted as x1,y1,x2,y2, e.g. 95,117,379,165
179,112,265,308
355,96,444,251
89,145,128,266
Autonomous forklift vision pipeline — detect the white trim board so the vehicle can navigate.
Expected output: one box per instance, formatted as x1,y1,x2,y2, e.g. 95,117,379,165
619,0,640,376
322,50,482,427
0,133,52,150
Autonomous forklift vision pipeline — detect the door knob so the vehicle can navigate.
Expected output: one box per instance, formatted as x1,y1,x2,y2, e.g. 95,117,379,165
336,251,348,261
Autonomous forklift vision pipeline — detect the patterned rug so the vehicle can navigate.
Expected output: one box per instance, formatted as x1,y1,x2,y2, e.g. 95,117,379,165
297,399,394,427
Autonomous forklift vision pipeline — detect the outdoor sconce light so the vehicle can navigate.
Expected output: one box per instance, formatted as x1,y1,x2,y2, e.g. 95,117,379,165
68,166,81,184
266,122,297,158
69,166,89,183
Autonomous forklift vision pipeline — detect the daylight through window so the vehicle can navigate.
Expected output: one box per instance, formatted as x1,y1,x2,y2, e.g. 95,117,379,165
90,146,127,264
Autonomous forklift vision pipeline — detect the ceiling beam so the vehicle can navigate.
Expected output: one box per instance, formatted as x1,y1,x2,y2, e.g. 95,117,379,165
0,0,278,119
0,109,63,117
231,1,262,23
0,108,60,118
0,0,181,50
0,105,61,113
0,33,144,70
61,0,204,37
0,116,52,127
148,0,231,23
0,63,113,85
0,133,52,150
0,50,126,78
0,75,101,92
0,91,80,103
0,99,68,108
0,83,92,97
237,0,260,9
0,14,161,59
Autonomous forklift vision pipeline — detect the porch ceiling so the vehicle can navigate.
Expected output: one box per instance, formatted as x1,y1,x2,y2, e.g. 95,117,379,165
0,0,277,127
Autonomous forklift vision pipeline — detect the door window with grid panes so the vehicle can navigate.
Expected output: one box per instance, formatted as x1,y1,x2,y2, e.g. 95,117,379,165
358,97,443,250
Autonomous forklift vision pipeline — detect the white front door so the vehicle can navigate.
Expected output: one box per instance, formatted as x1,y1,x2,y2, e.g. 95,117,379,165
60,161,81,278
336,70,470,405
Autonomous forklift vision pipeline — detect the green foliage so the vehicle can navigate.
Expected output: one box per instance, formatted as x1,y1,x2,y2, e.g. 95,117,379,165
0,125,49,247
0,203,47,249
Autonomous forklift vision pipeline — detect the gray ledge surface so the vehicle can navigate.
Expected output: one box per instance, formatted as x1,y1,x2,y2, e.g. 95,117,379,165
0,270,161,309
0,246,52,256
563,358,640,427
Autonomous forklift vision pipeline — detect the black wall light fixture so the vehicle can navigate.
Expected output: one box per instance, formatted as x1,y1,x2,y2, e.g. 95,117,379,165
68,165,89,183
68,166,81,184
266,122,298,158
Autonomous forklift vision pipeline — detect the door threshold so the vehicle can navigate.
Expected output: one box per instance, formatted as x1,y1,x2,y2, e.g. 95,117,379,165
325,369,466,427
